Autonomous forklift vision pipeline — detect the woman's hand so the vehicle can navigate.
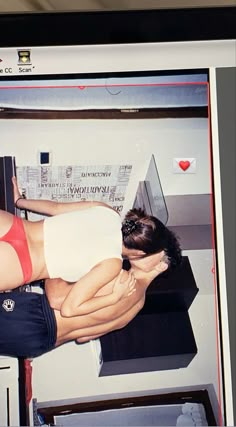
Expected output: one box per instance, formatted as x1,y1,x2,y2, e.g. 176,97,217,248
131,261,168,282
112,269,136,300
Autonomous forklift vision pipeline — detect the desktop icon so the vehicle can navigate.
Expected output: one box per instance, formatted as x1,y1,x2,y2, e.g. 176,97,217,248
18,50,31,65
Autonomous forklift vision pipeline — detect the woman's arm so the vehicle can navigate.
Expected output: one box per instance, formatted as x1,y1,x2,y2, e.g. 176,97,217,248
45,278,72,310
74,263,168,343
75,297,145,343
60,258,135,317
12,176,110,216
45,270,137,321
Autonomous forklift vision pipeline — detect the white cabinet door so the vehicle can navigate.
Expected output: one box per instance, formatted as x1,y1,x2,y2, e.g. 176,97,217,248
0,357,19,426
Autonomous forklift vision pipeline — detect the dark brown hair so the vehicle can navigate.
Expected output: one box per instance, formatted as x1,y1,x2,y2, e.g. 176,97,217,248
122,208,182,269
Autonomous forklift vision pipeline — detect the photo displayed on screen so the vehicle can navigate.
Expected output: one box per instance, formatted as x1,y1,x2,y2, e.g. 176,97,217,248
0,68,230,426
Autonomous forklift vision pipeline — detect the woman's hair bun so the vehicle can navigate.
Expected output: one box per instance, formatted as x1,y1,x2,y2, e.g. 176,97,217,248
122,219,137,237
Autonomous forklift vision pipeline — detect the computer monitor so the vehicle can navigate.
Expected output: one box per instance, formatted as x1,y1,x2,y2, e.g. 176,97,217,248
0,8,235,426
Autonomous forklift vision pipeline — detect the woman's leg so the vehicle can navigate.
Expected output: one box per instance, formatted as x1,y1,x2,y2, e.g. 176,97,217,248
0,209,14,236
0,210,27,291
0,244,24,291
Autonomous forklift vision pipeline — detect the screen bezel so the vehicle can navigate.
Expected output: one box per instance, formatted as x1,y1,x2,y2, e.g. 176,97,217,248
0,7,235,47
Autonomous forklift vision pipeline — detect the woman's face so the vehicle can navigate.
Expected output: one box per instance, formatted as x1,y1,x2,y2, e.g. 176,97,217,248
129,250,167,273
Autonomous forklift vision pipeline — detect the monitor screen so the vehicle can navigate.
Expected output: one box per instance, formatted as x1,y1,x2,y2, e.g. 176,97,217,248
0,8,235,427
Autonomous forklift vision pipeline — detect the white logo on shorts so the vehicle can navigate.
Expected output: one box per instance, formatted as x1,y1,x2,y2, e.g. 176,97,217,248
2,299,15,312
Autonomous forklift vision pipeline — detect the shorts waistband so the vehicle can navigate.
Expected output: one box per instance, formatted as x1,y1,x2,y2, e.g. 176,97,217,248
41,294,57,350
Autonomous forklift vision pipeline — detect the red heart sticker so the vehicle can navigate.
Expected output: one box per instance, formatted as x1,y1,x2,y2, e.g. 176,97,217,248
179,160,190,171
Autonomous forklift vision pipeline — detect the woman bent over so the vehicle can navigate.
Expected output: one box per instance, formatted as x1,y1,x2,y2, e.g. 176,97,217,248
0,177,181,317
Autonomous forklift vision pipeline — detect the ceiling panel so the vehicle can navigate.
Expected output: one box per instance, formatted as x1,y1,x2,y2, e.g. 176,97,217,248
0,0,235,12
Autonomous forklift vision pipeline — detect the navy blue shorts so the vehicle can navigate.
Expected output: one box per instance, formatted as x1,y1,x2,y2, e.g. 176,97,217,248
0,291,57,358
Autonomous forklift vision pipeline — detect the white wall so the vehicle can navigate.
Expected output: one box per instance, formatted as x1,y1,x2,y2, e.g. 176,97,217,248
0,116,222,422
0,117,209,213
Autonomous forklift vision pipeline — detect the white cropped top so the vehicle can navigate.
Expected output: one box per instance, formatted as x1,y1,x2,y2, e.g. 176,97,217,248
43,206,122,282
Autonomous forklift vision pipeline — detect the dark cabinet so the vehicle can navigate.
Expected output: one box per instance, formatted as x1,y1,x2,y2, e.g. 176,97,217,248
99,256,199,376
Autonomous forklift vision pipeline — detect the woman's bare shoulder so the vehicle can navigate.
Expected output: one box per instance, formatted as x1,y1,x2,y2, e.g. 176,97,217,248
96,257,122,272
